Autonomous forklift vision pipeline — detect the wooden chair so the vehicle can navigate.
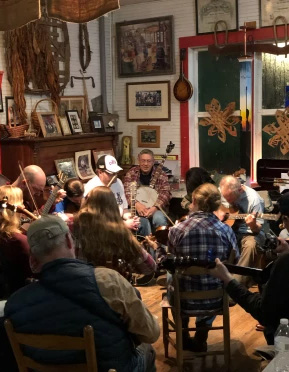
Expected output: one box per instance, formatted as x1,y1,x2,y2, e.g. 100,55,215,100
4,319,98,372
162,266,231,372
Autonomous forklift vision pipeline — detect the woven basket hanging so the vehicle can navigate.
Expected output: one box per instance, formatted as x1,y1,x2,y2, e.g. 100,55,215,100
31,98,59,132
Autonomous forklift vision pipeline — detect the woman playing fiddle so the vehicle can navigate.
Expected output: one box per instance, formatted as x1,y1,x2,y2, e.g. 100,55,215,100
73,186,156,277
0,185,33,298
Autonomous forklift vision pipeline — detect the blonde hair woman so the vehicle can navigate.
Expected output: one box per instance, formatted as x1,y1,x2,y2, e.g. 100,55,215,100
0,185,32,298
74,186,156,276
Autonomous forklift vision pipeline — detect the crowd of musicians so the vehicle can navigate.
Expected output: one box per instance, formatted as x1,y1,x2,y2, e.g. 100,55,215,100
1,151,289,371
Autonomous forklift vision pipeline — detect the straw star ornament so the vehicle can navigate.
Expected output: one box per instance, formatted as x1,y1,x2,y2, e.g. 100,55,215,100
263,108,289,155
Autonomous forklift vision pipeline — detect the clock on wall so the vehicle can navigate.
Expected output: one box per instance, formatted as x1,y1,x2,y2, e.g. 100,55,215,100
102,113,119,133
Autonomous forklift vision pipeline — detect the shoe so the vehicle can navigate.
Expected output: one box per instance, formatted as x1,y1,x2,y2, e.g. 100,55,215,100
156,275,167,287
182,337,207,352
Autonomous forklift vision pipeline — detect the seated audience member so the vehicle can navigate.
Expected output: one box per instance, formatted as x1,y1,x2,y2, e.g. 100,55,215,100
168,183,239,352
55,178,84,215
0,185,32,298
210,192,289,345
219,175,265,287
181,167,215,210
74,186,156,276
124,149,171,234
84,155,144,233
12,165,65,213
4,215,159,372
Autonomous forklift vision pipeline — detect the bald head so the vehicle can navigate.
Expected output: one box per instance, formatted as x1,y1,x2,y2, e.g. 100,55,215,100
13,165,46,196
219,175,243,204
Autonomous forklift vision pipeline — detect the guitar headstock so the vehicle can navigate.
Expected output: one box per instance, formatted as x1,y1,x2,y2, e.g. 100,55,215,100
165,141,175,157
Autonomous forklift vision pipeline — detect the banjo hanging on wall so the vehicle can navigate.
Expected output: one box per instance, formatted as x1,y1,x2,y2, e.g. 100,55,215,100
136,141,175,208
173,48,193,103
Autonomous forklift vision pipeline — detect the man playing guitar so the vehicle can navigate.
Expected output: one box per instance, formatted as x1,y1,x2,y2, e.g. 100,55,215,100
124,149,171,234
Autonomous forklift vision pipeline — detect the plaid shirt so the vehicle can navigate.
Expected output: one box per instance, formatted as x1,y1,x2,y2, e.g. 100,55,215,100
168,211,239,309
123,165,171,209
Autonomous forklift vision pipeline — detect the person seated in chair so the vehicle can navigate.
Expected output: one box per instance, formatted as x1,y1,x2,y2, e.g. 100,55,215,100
4,215,160,372
210,192,289,345
124,149,171,235
167,183,239,352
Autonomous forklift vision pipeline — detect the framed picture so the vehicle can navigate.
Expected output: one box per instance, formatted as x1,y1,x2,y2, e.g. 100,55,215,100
66,110,83,134
195,0,238,34
59,117,71,136
88,112,105,133
126,81,170,121
54,158,78,180
116,16,174,77
37,112,62,137
137,125,160,148
0,89,3,113
60,96,87,124
5,96,20,126
92,148,115,165
260,0,289,27
75,150,96,180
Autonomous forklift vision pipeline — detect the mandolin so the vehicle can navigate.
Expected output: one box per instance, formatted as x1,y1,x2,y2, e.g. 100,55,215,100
173,48,193,103
160,255,274,285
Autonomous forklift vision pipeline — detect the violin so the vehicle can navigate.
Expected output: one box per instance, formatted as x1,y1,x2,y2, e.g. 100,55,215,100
0,198,38,221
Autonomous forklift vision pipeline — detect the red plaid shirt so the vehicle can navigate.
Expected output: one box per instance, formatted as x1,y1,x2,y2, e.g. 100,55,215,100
123,165,171,209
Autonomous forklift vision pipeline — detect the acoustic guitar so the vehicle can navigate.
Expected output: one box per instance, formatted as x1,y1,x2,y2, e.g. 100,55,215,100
160,255,274,285
173,48,193,103
136,141,175,208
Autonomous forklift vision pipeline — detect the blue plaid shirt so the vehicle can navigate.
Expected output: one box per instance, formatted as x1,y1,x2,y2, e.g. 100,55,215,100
168,211,239,309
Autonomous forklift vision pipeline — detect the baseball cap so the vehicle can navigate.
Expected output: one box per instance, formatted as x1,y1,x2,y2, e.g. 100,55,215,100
27,215,69,249
278,192,289,216
96,155,122,174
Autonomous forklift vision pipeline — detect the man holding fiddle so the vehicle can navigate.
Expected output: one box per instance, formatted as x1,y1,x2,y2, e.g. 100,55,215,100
124,149,171,235
210,192,289,345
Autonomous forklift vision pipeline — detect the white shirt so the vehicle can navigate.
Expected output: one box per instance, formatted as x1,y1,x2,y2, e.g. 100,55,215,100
84,175,128,216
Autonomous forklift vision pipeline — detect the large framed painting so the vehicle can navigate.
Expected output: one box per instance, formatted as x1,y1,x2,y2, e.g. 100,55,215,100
138,125,160,148
116,16,174,77
126,81,171,121
195,0,238,34
260,0,289,27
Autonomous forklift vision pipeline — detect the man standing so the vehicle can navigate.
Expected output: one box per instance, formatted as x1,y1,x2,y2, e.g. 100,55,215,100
167,183,239,351
4,215,160,372
84,155,140,231
124,149,171,233
219,175,265,287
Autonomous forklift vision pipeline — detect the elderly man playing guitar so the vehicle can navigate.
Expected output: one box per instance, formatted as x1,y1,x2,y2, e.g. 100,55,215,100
124,148,172,235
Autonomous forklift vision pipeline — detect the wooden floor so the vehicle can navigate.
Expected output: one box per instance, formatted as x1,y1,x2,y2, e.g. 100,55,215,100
139,283,266,372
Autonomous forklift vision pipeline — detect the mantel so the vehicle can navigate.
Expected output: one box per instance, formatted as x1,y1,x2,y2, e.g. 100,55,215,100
0,132,122,181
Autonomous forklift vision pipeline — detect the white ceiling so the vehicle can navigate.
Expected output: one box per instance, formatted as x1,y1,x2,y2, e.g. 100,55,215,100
120,0,162,5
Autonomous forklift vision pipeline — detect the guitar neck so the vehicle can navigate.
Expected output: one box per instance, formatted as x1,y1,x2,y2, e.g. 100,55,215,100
130,182,137,217
149,157,166,189
228,213,278,221
41,187,60,216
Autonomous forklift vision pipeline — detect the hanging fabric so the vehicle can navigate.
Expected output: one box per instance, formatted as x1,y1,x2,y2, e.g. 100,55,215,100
47,0,120,23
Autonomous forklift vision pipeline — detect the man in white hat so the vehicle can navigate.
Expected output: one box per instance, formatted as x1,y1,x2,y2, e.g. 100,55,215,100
84,155,142,231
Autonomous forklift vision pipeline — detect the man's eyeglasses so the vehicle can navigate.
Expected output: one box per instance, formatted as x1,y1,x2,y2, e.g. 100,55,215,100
139,160,153,164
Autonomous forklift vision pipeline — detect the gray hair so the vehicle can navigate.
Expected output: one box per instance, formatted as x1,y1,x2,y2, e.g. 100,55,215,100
219,175,241,195
138,149,154,157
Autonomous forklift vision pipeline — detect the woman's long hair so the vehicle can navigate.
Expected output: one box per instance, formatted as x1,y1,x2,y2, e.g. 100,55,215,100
0,185,23,238
74,186,143,267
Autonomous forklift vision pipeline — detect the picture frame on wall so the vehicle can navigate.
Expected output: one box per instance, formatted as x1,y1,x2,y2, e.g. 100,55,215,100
5,96,20,126
54,158,78,180
126,81,171,121
116,16,174,77
137,125,160,148
195,0,238,34
0,89,3,113
259,0,289,27
60,96,87,124
37,112,62,137
66,110,83,134
75,150,96,180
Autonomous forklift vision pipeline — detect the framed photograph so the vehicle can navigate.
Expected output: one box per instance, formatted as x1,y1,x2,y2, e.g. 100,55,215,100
54,158,78,180
0,89,3,113
126,81,170,122
75,150,96,180
60,96,87,124
260,0,289,27
195,0,238,34
5,96,20,126
88,112,105,133
137,125,160,148
59,117,71,136
37,112,62,137
92,148,115,165
66,110,83,134
116,16,174,77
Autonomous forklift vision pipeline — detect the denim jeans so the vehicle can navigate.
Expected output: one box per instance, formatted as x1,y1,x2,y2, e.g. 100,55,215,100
135,343,156,372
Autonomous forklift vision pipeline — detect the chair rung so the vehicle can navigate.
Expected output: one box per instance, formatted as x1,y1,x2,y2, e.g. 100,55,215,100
183,350,225,359
167,335,176,349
